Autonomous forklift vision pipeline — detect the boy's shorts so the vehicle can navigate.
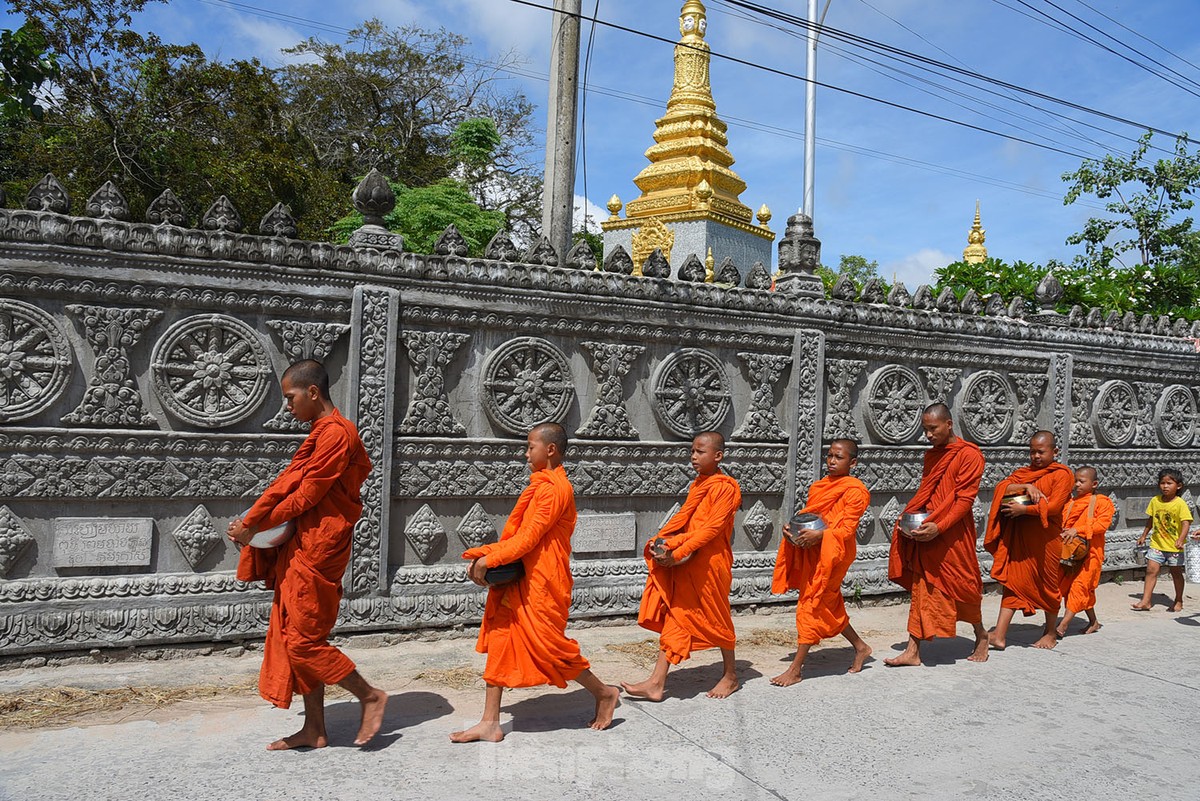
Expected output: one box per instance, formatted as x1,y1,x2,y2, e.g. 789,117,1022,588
1147,548,1184,567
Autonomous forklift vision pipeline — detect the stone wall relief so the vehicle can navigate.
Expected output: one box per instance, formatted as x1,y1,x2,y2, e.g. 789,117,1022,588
863,364,924,444
1154,384,1197,448
398,330,471,436
823,358,866,440
0,298,74,423
0,505,35,578
576,341,645,439
959,370,1017,445
1069,377,1101,447
651,348,732,438
62,305,162,427
264,319,351,431
481,336,575,435
150,314,272,428
732,352,791,442
1092,379,1138,447
169,505,225,571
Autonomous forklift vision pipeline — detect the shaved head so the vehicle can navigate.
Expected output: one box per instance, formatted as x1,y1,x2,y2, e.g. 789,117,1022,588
282,359,330,399
1075,465,1097,482
695,430,725,451
922,402,952,422
531,421,568,455
830,438,859,459
1031,430,1057,447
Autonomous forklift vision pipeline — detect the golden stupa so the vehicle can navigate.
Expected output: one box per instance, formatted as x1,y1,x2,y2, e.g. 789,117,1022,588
963,200,988,264
602,0,773,274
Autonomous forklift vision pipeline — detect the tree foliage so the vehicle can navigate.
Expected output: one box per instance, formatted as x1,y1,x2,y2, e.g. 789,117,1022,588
817,253,884,294
1,20,59,121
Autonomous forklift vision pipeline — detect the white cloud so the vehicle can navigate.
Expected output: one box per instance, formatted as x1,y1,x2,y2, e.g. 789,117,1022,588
573,194,607,232
881,248,954,288
228,16,309,65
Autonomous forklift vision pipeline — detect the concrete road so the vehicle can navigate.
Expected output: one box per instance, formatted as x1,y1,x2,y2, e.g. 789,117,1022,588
2,582,1198,801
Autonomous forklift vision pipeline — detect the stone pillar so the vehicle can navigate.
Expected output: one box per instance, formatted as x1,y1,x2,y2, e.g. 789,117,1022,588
774,212,824,297
783,329,825,516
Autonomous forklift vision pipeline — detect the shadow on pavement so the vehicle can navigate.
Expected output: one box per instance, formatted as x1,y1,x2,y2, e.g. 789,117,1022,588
625,659,763,701
326,690,454,750
772,645,877,678
504,688,627,733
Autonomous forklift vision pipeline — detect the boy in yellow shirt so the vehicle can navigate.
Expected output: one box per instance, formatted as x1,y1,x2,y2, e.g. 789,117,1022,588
1132,468,1193,612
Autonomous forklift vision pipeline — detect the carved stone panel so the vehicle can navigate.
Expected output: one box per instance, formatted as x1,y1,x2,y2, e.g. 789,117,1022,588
1070,377,1101,447
1155,384,1197,448
151,314,272,428
1132,381,1164,447
482,337,575,435
399,331,471,436
1092,380,1138,448
742,500,774,550
1010,372,1048,444
863,365,924,444
170,505,222,570
824,358,866,440
576,341,645,439
959,370,1016,445
264,319,351,431
0,299,74,422
62,305,162,427
652,348,732,438
455,503,497,550
573,512,637,553
878,496,903,541
919,366,960,405
733,352,791,442
405,504,445,564
0,506,35,577
52,517,153,568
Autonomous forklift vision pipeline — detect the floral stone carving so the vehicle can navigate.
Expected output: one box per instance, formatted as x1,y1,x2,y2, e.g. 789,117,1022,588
264,319,351,431
878,496,903,541
481,337,575,435
1091,380,1138,448
150,314,272,428
171,505,223,570
1155,384,1196,449
405,504,445,564
1011,372,1048,444
577,341,645,439
652,348,732,439
399,331,471,436
62,305,162,427
824,358,867,440
742,500,774,550
960,370,1017,445
1070,377,1101,447
456,503,497,550
0,300,74,423
0,506,35,577
919,366,960,405
863,365,925,444
733,352,791,442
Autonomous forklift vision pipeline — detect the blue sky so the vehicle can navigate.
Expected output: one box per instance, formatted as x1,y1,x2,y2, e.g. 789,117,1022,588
6,0,1200,286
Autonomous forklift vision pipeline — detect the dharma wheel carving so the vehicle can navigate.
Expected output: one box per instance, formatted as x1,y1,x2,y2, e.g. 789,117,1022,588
863,365,924,444
1155,384,1197,448
150,314,272,428
481,337,575,435
959,370,1016,445
1091,380,1138,448
0,299,73,422
652,348,732,438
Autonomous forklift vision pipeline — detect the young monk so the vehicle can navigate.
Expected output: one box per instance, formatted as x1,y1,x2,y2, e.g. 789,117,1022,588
227,359,388,750
885,403,989,666
622,431,741,700
984,430,1074,650
451,422,619,743
769,439,872,686
1055,466,1114,636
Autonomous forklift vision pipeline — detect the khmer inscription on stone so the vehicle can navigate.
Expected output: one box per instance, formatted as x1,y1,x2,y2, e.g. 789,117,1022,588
573,512,638,554
52,518,154,568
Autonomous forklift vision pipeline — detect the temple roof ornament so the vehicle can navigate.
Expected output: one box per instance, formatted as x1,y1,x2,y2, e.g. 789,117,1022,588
963,200,988,264
602,1,771,243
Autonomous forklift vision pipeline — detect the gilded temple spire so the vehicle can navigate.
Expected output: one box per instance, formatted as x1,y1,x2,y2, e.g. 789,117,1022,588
963,200,988,264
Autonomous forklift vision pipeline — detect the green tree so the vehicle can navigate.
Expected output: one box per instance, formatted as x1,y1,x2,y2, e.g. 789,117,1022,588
1,20,59,121
817,253,882,294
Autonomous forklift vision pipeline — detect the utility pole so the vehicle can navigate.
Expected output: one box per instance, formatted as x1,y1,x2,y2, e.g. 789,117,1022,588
802,0,832,221
542,0,582,261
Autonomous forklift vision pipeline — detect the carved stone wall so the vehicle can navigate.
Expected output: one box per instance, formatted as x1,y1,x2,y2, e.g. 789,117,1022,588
2,196,1196,655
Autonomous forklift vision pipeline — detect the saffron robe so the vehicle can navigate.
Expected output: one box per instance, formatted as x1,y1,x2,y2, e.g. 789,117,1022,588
638,472,741,664
236,410,371,708
888,438,986,639
463,464,590,688
1059,492,1114,612
984,462,1074,615
772,475,870,643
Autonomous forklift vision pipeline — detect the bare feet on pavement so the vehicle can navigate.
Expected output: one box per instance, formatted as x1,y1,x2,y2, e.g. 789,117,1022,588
267,728,327,751
449,721,504,743
769,668,802,687
589,686,620,730
707,674,739,698
848,643,872,673
354,689,389,746
619,679,665,702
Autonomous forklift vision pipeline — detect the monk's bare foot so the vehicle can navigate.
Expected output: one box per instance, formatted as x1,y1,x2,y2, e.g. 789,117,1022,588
769,667,803,687
266,728,327,751
1054,626,1068,639
707,674,739,698
1033,632,1058,649
449,721,504,743
883,646,921,667
1169,602,1184,612
987,630,1006,651
589,685,620,730
353,688,388,746
1130,602,1151,611
848,643,872,673
967,635,990,662
619,679,664,702
1082,621,1102,634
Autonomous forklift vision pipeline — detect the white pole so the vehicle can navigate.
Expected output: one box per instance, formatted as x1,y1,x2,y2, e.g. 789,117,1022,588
802,0,818,219
542,0,582,259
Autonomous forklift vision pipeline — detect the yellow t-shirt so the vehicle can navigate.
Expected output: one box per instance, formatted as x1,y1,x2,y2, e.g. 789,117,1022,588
1146,495,1193,552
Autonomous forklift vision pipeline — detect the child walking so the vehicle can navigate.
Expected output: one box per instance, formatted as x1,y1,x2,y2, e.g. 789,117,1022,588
1132,468,1193,612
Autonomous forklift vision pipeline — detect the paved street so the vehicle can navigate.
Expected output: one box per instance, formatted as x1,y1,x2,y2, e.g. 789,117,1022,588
2,582,1198,801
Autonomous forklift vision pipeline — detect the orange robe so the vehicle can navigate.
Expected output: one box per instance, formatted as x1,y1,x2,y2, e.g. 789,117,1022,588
637,472,741,664
235,410,372,708
1059,492,1114,612
772,475,870,644
984,462,1074,615
888,438,986,639
463,464,590,688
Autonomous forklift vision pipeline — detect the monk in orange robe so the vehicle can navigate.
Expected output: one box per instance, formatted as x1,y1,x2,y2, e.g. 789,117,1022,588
227,359,388,750
1055,466,1114,637
985,430,1074,650
885,403,989,666
770,439,872,686
450,422,619,743
622,431,741,701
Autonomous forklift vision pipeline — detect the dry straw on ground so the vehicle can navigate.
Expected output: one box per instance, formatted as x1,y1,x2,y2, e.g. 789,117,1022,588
0,682,256,730
414,666,482,690
604,639,661,667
